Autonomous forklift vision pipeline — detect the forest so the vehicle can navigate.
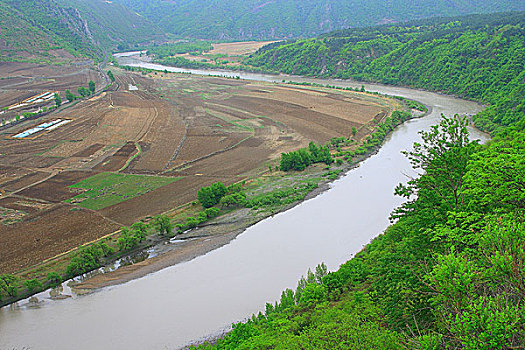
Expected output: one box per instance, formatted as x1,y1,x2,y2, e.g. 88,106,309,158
248,12,525,135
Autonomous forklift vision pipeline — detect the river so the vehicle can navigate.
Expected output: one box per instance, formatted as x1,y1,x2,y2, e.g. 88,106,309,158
0,55,488,350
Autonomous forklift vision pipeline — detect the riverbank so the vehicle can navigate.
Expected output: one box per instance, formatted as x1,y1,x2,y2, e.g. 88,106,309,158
72,103,423,292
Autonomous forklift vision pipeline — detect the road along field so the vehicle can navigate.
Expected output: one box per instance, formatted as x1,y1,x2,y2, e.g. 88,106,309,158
0,67,399,274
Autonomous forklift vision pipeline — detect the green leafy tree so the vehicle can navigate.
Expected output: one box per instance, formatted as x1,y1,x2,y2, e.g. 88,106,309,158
46,272,62,288
153,214,173,236
130,221,148,242
88,80,96,94
198,182,228,208
77,86,90,97
54,92,62,107
107,70,115,82
65,89,75,102
463,132,525,212
393,114,477,223
0,274,18,300
23,279,43,293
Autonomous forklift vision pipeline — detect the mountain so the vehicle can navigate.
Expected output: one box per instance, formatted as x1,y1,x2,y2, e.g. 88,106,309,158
54,0,164,51
248,12,525,134
113,0,525,40
0,0,162,62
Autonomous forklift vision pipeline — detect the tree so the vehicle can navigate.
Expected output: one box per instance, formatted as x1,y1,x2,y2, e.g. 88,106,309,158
463,132,525,212
54,93,62,108
46,272,62,288
393,114,477,223
77,87,90,97
198,182,228,208
0,274,18,300
153,215,173,236
107,70,115,82
23,279,43,293
65,89,75,102
130,221,148,242
89,80,96,94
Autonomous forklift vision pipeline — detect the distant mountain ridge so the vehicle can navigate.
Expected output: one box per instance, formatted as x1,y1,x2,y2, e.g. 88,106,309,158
114,0,525,40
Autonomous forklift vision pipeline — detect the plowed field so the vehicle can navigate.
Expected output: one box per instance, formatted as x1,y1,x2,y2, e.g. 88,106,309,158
0,66,398,273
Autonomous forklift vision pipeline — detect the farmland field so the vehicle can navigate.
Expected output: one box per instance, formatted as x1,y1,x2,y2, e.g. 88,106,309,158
0,65,399,273
66,172,182,210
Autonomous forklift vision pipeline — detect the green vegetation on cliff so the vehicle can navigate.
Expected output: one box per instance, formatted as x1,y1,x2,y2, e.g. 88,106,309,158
248,12,525,134
114,0,525,40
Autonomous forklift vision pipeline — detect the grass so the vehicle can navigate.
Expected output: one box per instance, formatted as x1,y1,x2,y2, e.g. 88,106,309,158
65,172,182,210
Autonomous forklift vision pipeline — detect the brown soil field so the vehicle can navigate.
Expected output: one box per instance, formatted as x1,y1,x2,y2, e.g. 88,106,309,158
0,204,120,274
0,65,398,274
210,41,277,56
172,41,276,66
17,171,93,203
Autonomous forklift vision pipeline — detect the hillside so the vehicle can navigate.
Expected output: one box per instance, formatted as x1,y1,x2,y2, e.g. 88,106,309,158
248,12,525,134
0,0,162,62
114,0,525,40
54,0,164,51
0,2,68,62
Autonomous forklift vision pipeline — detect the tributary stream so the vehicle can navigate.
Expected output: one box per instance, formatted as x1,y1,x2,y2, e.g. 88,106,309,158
0,54,489,350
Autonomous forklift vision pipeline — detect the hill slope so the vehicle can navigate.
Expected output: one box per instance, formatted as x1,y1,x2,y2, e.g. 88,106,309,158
248,12,525,134
0,0,162,62
114,0,525,39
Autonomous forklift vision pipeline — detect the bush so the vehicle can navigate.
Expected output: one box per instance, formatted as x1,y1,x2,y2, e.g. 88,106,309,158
24,279,43,293
66,243,114,277
198,182,228,208
0,274,18,300
46,272,62,288
153,214,173,236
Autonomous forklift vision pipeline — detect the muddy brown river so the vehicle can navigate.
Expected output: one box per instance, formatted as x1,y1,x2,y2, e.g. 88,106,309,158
0,55,489,350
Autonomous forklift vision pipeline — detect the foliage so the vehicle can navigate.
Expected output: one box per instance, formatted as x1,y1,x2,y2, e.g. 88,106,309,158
249,12,525,133
152,214,172,236
196,112,525,349
107,70,115,82
77,86,90,97
46,272,62,288
198,182,227,208
23,278,43,293
113,0,525,40
65,89,76,102
146,41,212,58
280,142,333,171
0,274,18,300
245,181,318,210
54,93,61,107
65,243,113,277
88,80,95,94
118,223,148,251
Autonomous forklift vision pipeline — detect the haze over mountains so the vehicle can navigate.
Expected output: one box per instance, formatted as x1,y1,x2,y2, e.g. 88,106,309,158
2,0,525,62
115,0,525,39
